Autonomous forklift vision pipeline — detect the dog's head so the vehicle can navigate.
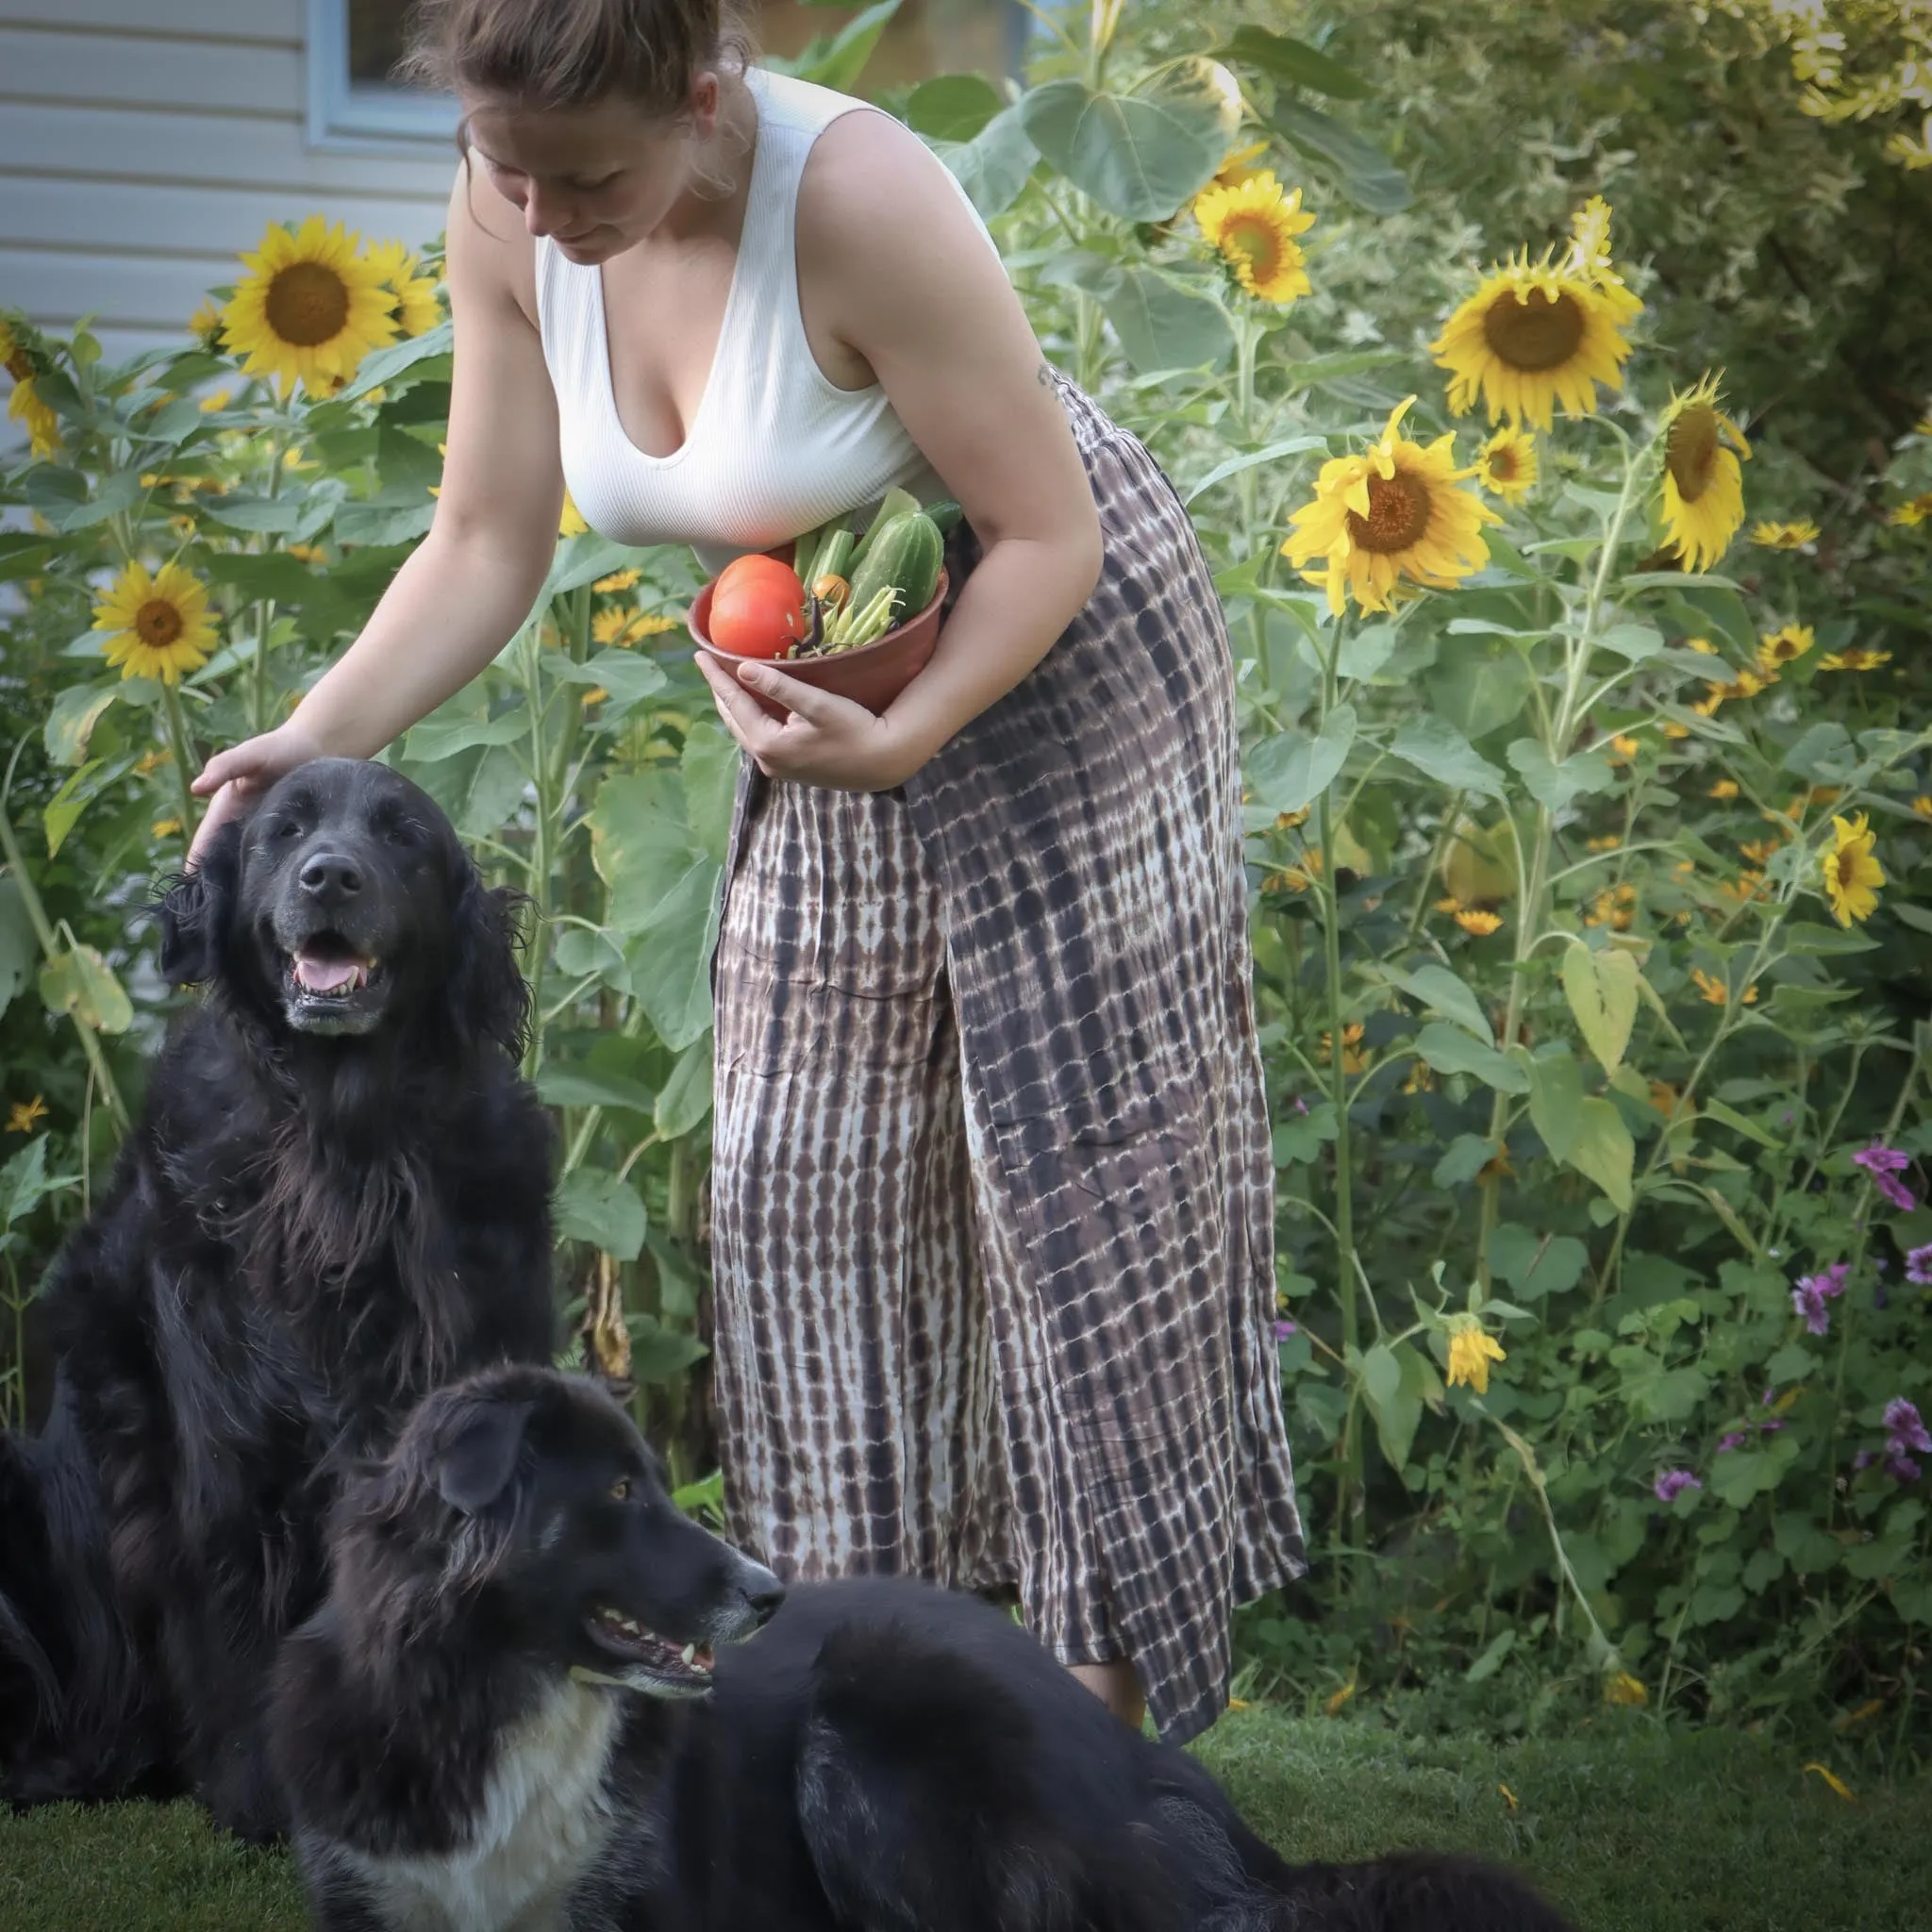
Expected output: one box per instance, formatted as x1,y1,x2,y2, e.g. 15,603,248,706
158,758,526,1053
341,1366,783,1699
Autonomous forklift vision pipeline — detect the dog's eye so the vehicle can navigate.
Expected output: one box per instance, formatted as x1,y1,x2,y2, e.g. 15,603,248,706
273,820,302,841
608,1476,632,1503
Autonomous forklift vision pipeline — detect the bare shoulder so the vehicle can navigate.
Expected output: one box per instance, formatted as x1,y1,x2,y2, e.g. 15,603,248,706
794,108,1001,292
444,160,540,328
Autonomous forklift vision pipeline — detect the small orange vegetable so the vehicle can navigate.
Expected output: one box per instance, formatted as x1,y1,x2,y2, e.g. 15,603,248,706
811,574,851,612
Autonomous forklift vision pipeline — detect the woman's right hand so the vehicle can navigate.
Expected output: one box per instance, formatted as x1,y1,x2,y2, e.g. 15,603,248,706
188,723,328,863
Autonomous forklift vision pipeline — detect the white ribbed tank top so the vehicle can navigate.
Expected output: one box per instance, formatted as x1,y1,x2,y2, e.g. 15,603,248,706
535,69,998,573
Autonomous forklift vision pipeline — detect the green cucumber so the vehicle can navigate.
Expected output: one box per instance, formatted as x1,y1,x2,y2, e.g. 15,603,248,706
811,527,857,588
924,498,963,536
846,487,921,575
846,510,944,623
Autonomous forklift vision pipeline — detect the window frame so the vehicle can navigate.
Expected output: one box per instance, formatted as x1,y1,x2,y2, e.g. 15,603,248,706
305,0,459,153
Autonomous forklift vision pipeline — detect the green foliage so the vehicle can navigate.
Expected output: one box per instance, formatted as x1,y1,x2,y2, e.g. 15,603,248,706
4,0,1932,1750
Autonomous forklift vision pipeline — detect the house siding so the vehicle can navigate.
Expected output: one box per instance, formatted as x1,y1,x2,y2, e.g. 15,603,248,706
0,2,454,367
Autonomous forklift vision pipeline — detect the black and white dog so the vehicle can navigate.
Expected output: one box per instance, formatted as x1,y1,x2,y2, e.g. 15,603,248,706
274,1365,1577,1932
0,758,558,1840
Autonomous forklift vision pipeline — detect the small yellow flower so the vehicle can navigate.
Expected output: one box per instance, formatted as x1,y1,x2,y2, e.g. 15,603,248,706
1739,837,1780,864
1822,812,1884,927
1498,1782,1520,1812
188,299,225,350
1690,968,1728,1006
134,747,171,776
151,817,183,839
1686,637,1718,655
1403,1060,1436,1094
1708,778,1740,800
1757,623,1816,673
1659,374,1750,573
1192,172,1316,306
1455,908,1503,935
1890,491,1932,527
1324,1673,1357,1718
560,492,589,538
1912,796,1932,821
1818,646,1890,672
92,559,218,684
581,688,609,706
1585,882,1638,930
1649,1080,1682,1117
593,568,641,592
5,1095,49,1134
1282,397,1499,616
1446,1319,1506,1394
1750,518,1819,549
1605,1672,1650,1707
1802,1763,1856,1803
197,387,233,413
287,542,327,565
591,608,634,646
1475,425,1539,504
1320,1021,1367,1074
1720,868,1768,905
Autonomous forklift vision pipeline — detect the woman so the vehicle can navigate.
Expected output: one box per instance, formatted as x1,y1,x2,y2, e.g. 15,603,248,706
192,0,1303,1741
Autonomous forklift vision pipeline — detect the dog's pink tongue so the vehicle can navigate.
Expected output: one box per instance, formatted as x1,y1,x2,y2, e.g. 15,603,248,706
294,953,359,993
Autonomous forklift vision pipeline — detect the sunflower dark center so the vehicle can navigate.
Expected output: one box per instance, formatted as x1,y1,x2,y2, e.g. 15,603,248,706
1481,289,1585,372
4,348,30,383
134,599,184,648
1346,470,1433,554
1666,407,1720,502
1488,446,1521,480
1224,213,1277,273
265,261,351,348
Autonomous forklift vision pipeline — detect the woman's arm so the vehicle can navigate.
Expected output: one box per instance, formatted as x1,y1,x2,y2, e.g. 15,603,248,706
190,172,567,850
699,110,1103,791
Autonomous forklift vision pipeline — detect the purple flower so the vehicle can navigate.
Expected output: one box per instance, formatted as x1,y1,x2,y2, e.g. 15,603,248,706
1758,1417,1788,1435
1717,1431,1748,1455
1886,1452,1922,1484
1792,1263,1851,1335
1855,1449,1877,1473
1884,1398,1931,1456
1854,1144,1918,1211
1274,1318,1298,1342
1908,1244,1932,1288
1654,1469,1702,1504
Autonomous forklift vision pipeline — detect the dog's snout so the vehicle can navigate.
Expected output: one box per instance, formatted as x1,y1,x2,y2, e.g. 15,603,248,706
299,852,363,903
739,1562,785,1629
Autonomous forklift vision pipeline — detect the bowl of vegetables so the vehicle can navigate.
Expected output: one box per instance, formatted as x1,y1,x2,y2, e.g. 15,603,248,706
690,491,955,720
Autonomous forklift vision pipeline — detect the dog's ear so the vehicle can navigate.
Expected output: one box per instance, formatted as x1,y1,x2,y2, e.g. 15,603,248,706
448,875,531,1059
154,819,244,987
431,1396,534,1514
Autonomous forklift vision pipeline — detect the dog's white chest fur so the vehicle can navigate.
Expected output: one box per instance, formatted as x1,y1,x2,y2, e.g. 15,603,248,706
341,1681,622,1932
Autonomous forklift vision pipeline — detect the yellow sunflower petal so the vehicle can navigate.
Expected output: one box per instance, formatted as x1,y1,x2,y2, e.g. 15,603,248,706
1193,175,1315,307
91,558,218,685
1658,374,1749,573
220,218,399,399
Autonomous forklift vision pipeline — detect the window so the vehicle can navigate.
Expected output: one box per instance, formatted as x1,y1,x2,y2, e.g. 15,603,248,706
307,0,458,153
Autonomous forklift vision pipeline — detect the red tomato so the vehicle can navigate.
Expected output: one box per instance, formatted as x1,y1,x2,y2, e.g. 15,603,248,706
708,555,807,659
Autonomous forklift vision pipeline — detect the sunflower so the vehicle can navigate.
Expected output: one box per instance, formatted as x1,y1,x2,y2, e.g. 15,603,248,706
1889,493,1932,526
7,377,59,460
188,300,225,352
1819,645,1890,672
1822,812,1884,927
1757,622,1816,672
1658,374,1749,573
593,567,641,592
221,217,398,397
365,239,442,338
1751,518,1819,549
1475,425,1538,503
92,559,218,683
5,1095,47,1134
1446,1319,1506,1394
1320,1022,1367,1076
1281,397,1499,616
1432,250,1640,429
1192,173,1315,306
1455,907,1503,935
1211,139,1272,190
1709,778,1740,799
1564,194,1618,283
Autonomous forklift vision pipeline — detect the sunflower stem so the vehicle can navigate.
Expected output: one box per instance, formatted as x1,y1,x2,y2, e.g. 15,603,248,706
520,618,553,1082
159,682,201,847
1314,609,1362,1550
250,430,284,736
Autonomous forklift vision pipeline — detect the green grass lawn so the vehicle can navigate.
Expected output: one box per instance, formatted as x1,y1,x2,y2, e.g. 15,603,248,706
1,1708,1921,1930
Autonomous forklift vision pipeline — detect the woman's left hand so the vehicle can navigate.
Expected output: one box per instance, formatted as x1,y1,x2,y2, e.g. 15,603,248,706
698,654,926,791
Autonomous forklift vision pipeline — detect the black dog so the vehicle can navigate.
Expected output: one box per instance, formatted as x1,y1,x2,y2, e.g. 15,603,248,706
273,1365,1576,1932
0,758,558,1840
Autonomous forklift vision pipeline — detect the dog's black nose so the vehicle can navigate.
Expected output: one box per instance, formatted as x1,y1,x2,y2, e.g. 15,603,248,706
299,852,363,902
744,1582,785,1627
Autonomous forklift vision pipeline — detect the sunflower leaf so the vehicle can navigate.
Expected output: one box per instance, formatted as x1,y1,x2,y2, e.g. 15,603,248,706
331,321,453,405
1266,101,1410,214
1415,1022,1528,1093
1245,704,1357,815
1100,267,1234,375
1507,740,1616,813
906,74,1006,142
1183,436,1329,506
1388,715,1508,801
1216,26,1372,99
1020,64,1239,222
927,106,1039,219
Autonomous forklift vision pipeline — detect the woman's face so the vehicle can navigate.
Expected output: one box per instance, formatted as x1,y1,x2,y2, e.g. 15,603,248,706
463,80,720,264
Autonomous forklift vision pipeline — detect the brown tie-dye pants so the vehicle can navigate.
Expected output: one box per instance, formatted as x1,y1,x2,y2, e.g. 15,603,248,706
709,373,1305,1743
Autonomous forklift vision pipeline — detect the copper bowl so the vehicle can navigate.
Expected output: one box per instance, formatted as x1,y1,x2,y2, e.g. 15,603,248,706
691,571,947,722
